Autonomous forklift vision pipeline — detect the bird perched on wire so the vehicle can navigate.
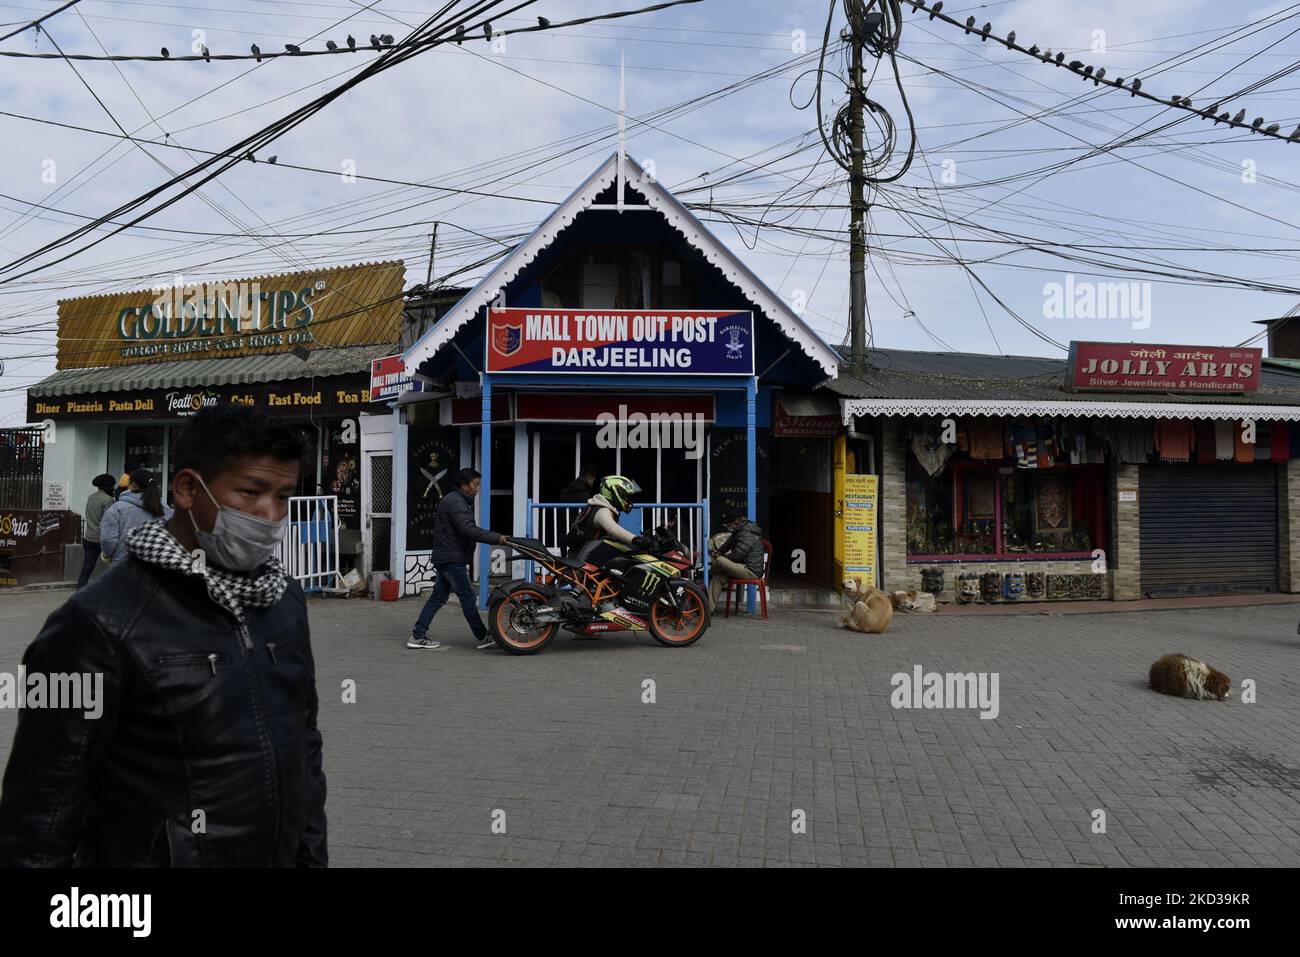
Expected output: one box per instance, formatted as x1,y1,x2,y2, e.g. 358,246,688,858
285,43,301,54
1067,59,1083,71
202,44,210,63
251,43,261,61
484,22,493,41
979,22,991,41
928,1,943,18
1094,67,1106,84
1252,116,1264,130
1028,44,1039,55
160,47,170,59
1232,108,1247,125
380,34,394,46
964,15,975,33
538,16,551,28
1005,30,1015,47
1289,125,1300,141
370,34,380,48
1130,77,1142,95
1054,52,1065,65
455,24,465,44
1266,123,1280,135
267,155,278,164
347,34,356,50
326,40,338,51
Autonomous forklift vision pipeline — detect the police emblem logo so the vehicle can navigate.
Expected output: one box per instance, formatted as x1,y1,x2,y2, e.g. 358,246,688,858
492,322,523,357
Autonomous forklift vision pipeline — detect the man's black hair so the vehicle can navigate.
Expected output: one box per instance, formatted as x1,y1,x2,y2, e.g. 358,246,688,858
455,467,481,488
171,405,306,480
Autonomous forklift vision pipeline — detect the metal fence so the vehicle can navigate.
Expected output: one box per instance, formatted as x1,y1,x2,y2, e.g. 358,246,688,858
524,500,709,588
0,428,44,510
279,495,344,593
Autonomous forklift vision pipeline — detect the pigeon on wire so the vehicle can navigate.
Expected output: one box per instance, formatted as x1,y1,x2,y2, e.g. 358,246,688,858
1130,77,1141,95
538,17,551,28
928,1,943,18
455,24,465,44
979,22,991,41
380,34,394,46
251,44,261,61
370,34,380,48
285,44,301,54
267,156,278,164
326,40,337,51
1005,30,1015,46
484,22,493,41
1232,109,1247,125
202,44,210,63
347,34,356,50
161,47,169,58
964,15,975,33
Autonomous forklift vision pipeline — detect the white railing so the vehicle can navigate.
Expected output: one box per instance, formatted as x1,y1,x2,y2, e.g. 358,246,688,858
280,495,344,593
524,500,709,588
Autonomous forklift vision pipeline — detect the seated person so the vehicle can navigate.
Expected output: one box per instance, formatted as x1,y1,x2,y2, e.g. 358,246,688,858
707,512,765,613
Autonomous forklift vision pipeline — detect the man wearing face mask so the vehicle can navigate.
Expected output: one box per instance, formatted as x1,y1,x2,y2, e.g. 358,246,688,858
0,405,327,867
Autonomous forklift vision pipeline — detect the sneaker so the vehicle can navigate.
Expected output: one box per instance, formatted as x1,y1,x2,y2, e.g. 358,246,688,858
407,636,441,650
475,636,496,650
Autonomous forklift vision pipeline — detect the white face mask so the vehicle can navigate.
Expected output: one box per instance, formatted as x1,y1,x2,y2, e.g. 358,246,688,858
187,473,287,573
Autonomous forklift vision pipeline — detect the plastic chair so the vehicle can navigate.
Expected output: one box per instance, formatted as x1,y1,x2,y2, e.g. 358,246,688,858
724,539,772,620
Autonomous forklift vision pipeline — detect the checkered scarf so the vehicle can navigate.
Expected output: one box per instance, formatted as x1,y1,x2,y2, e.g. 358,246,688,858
125,519,288,625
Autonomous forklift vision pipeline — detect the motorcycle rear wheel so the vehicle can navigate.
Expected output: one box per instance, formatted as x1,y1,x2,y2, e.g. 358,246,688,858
490,583,558,655
648,581,709,647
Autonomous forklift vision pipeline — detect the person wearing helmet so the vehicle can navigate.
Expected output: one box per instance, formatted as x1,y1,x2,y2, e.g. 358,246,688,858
571,475,645,561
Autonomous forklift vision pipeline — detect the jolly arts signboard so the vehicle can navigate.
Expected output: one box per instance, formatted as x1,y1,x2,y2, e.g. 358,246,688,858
486,308,755,375
1067,341,1262,394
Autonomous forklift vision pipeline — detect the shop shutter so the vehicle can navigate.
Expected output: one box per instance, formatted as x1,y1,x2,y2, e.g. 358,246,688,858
1139,463,1278,597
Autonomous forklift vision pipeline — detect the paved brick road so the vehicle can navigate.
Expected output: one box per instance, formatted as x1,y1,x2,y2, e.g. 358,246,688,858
2,589,1299,867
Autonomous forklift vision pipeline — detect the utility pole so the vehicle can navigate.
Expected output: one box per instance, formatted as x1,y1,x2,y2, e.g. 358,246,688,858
848,26,868,369
425,222,439,288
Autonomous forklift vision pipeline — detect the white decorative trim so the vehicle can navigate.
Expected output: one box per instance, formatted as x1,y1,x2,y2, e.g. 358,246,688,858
402,153,839,377
841,397,1300,422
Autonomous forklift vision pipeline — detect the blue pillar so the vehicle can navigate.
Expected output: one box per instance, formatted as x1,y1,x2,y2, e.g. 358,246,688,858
479,375,493,610
746,376,757,614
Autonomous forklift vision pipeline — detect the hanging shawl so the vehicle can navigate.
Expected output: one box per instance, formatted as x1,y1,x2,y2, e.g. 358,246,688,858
910,423,954,476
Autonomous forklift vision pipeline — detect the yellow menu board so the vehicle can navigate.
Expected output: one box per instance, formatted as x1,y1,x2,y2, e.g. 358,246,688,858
843,474,879,579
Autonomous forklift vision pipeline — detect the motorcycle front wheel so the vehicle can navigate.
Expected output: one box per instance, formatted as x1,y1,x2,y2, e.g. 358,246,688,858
490,582,558,655
648,581,710,647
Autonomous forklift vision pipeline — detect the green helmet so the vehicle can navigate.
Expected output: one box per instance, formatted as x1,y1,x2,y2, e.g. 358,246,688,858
598,475,642,514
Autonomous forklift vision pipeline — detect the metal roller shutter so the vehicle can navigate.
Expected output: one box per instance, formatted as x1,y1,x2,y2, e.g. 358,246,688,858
1139,464,1279,597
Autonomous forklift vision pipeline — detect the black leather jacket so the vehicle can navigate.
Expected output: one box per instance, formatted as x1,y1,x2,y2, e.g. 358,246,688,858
0,557,327,867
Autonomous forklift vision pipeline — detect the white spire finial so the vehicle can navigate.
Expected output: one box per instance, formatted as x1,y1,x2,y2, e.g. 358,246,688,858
617,49,626,211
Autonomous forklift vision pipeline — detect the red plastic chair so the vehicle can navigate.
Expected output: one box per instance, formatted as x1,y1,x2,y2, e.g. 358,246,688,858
724,539,772,620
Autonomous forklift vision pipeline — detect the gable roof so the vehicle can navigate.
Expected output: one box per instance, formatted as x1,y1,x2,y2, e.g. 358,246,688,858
402,152,839,378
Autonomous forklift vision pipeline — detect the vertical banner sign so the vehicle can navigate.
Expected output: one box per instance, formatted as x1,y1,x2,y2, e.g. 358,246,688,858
321,422,360,528
486,308,755,375
406,426,458,552
843,474,879,582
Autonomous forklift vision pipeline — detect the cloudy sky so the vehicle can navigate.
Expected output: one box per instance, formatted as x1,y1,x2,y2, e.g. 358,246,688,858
2,0,1299,420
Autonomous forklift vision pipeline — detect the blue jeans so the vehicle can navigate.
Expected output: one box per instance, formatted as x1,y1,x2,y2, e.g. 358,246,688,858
77,542,102,589
412,562,485,640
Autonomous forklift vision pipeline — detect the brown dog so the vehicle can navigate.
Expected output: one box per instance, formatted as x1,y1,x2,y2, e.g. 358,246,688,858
841,577,893,634
1149,654,1231,701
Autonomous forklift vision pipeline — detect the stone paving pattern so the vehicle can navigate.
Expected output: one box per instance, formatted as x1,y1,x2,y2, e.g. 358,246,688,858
2,589,1298,867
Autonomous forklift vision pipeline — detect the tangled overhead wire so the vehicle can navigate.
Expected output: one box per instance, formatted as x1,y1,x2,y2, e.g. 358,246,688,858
795,0,917,183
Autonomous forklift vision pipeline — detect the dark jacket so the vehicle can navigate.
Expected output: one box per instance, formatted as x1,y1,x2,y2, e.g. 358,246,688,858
558,477,593,504
719,520,765,577
429,488,502,564
0,557,327,868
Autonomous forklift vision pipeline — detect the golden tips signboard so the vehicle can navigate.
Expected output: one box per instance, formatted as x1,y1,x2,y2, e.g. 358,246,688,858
54,260,406,370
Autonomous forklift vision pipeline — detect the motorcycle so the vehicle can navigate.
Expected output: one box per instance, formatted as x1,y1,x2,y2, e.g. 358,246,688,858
488,524,710,655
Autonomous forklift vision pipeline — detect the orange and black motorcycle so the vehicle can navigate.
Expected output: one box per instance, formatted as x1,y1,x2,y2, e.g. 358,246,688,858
488,525,710,655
